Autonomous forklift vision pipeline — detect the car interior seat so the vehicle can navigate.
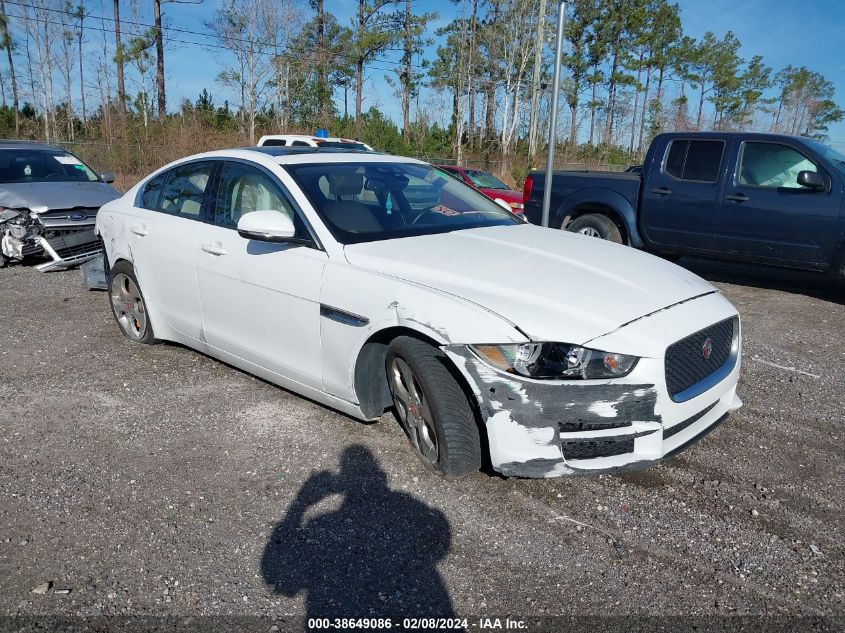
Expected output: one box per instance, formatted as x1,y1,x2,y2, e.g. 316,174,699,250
322,170,383,233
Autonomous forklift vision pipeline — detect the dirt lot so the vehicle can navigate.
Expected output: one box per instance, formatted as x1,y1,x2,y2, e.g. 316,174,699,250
0,257,843,631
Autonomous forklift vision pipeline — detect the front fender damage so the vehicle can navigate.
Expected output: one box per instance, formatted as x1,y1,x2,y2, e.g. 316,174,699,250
444,345,661,478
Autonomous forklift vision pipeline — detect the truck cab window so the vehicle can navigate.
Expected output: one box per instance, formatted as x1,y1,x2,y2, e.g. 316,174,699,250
664,140,724,182
739,142,819,189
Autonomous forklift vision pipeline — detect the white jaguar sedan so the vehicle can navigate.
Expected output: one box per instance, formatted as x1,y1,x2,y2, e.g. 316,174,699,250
95,147,742,478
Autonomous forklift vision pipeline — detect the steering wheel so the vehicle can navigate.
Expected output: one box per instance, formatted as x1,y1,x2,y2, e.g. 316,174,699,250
43,173,61,180
410,209,443,225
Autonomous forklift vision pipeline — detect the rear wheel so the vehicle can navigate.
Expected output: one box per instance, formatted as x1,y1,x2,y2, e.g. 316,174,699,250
108,261,158,344
386,336,481,477
566,213,623,243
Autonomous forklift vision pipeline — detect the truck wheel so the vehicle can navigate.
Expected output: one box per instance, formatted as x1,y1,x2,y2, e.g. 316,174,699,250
567,214,623,243
386,336,482,477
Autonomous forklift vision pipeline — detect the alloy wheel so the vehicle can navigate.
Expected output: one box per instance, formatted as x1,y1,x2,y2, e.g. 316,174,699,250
110,273,147,340
389,357,440,466
578,226,601,237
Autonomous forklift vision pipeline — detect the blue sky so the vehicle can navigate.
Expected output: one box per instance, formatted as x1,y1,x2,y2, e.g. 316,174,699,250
139,0,845,147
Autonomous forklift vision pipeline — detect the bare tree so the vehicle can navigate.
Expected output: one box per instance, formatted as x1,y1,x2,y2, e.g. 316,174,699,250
23,1,60,140
265,0,302,131
58,4,77,140
207,0,277,143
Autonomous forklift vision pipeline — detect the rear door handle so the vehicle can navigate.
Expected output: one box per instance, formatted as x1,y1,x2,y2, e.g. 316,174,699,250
726,193,749,202
651,187,672,196
201,242,227,256
130,224,148,237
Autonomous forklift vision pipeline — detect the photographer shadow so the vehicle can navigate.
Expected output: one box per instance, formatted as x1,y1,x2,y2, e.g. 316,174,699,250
261,445,455,620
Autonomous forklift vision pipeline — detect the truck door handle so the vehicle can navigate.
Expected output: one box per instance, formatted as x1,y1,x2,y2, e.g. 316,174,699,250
726,193,749,202
201,242,227,256
651,187,672,196
130,224,148,237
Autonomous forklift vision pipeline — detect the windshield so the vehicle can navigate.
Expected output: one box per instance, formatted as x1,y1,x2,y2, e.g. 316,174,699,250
285,161,521,244
464,169,509,190
0,148,100,183
804,139,845,174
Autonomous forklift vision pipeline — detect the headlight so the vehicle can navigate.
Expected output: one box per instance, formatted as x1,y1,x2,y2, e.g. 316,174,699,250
470,343,638,380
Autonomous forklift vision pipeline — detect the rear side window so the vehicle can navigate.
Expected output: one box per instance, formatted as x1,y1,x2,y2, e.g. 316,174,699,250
140,173,166,210
261,139,286,147
664,140,724,182
159,161,214,217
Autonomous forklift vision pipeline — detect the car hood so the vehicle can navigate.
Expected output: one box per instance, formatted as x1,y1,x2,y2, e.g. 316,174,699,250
0,181,120,213
480,187,522,203
343,224,716,345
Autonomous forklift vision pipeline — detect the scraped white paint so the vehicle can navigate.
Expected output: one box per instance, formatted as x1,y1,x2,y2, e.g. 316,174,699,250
588,400,619,418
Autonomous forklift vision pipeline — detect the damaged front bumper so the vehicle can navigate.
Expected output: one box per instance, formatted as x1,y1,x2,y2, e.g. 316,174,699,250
0,208,102,271
443,296,743,478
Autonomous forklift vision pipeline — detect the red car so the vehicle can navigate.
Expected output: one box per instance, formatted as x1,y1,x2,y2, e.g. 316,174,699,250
436,165,524,214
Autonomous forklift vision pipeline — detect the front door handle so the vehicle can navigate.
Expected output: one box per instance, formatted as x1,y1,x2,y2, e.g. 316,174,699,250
130,224,148,237
201,242,227,256
651,187,672,196
726,193,749,202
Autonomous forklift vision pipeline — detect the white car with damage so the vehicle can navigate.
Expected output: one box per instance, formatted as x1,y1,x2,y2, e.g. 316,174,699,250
95,147,742,478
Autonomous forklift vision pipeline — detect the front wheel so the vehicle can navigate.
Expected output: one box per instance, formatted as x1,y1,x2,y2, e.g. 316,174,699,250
386,337,481,477
566,213,623,243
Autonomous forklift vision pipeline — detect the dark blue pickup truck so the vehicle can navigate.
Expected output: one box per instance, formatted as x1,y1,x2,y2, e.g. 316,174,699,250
523,132,845,275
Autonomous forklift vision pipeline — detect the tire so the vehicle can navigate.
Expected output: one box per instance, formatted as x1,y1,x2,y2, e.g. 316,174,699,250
108,260,158,344
385,336,482,477
566,213,623,243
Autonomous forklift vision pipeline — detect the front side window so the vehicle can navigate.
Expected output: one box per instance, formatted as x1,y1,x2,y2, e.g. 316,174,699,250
738,142,820,189
285,161,520,245
0,148,100,183
214,162,309,239
664,140,724,182
159,161,214,217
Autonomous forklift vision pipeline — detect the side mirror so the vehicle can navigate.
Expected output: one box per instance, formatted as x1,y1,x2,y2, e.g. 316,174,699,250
797,170,825,190
237,210,297,242
493,198,512,212
100,171,116,184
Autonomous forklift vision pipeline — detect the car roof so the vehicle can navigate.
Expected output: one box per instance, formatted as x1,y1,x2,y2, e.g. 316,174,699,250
656,130,816,143
183,147,427,166
0,140,65,151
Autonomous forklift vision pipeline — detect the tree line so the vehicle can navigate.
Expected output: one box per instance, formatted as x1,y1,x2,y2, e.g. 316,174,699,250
0,0,841,173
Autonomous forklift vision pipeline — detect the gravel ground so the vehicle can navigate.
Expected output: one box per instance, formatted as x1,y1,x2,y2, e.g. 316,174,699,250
0,257,843,631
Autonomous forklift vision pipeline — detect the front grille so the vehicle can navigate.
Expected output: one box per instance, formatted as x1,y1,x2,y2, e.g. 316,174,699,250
561,437,635,460
559,419,631,434
665,317,736,398
45,230,100,258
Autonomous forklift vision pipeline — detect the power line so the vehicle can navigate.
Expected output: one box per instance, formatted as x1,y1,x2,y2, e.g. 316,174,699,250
2,0,425,69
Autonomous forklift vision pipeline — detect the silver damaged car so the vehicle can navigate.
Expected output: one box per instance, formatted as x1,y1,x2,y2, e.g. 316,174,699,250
0,141,120,271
